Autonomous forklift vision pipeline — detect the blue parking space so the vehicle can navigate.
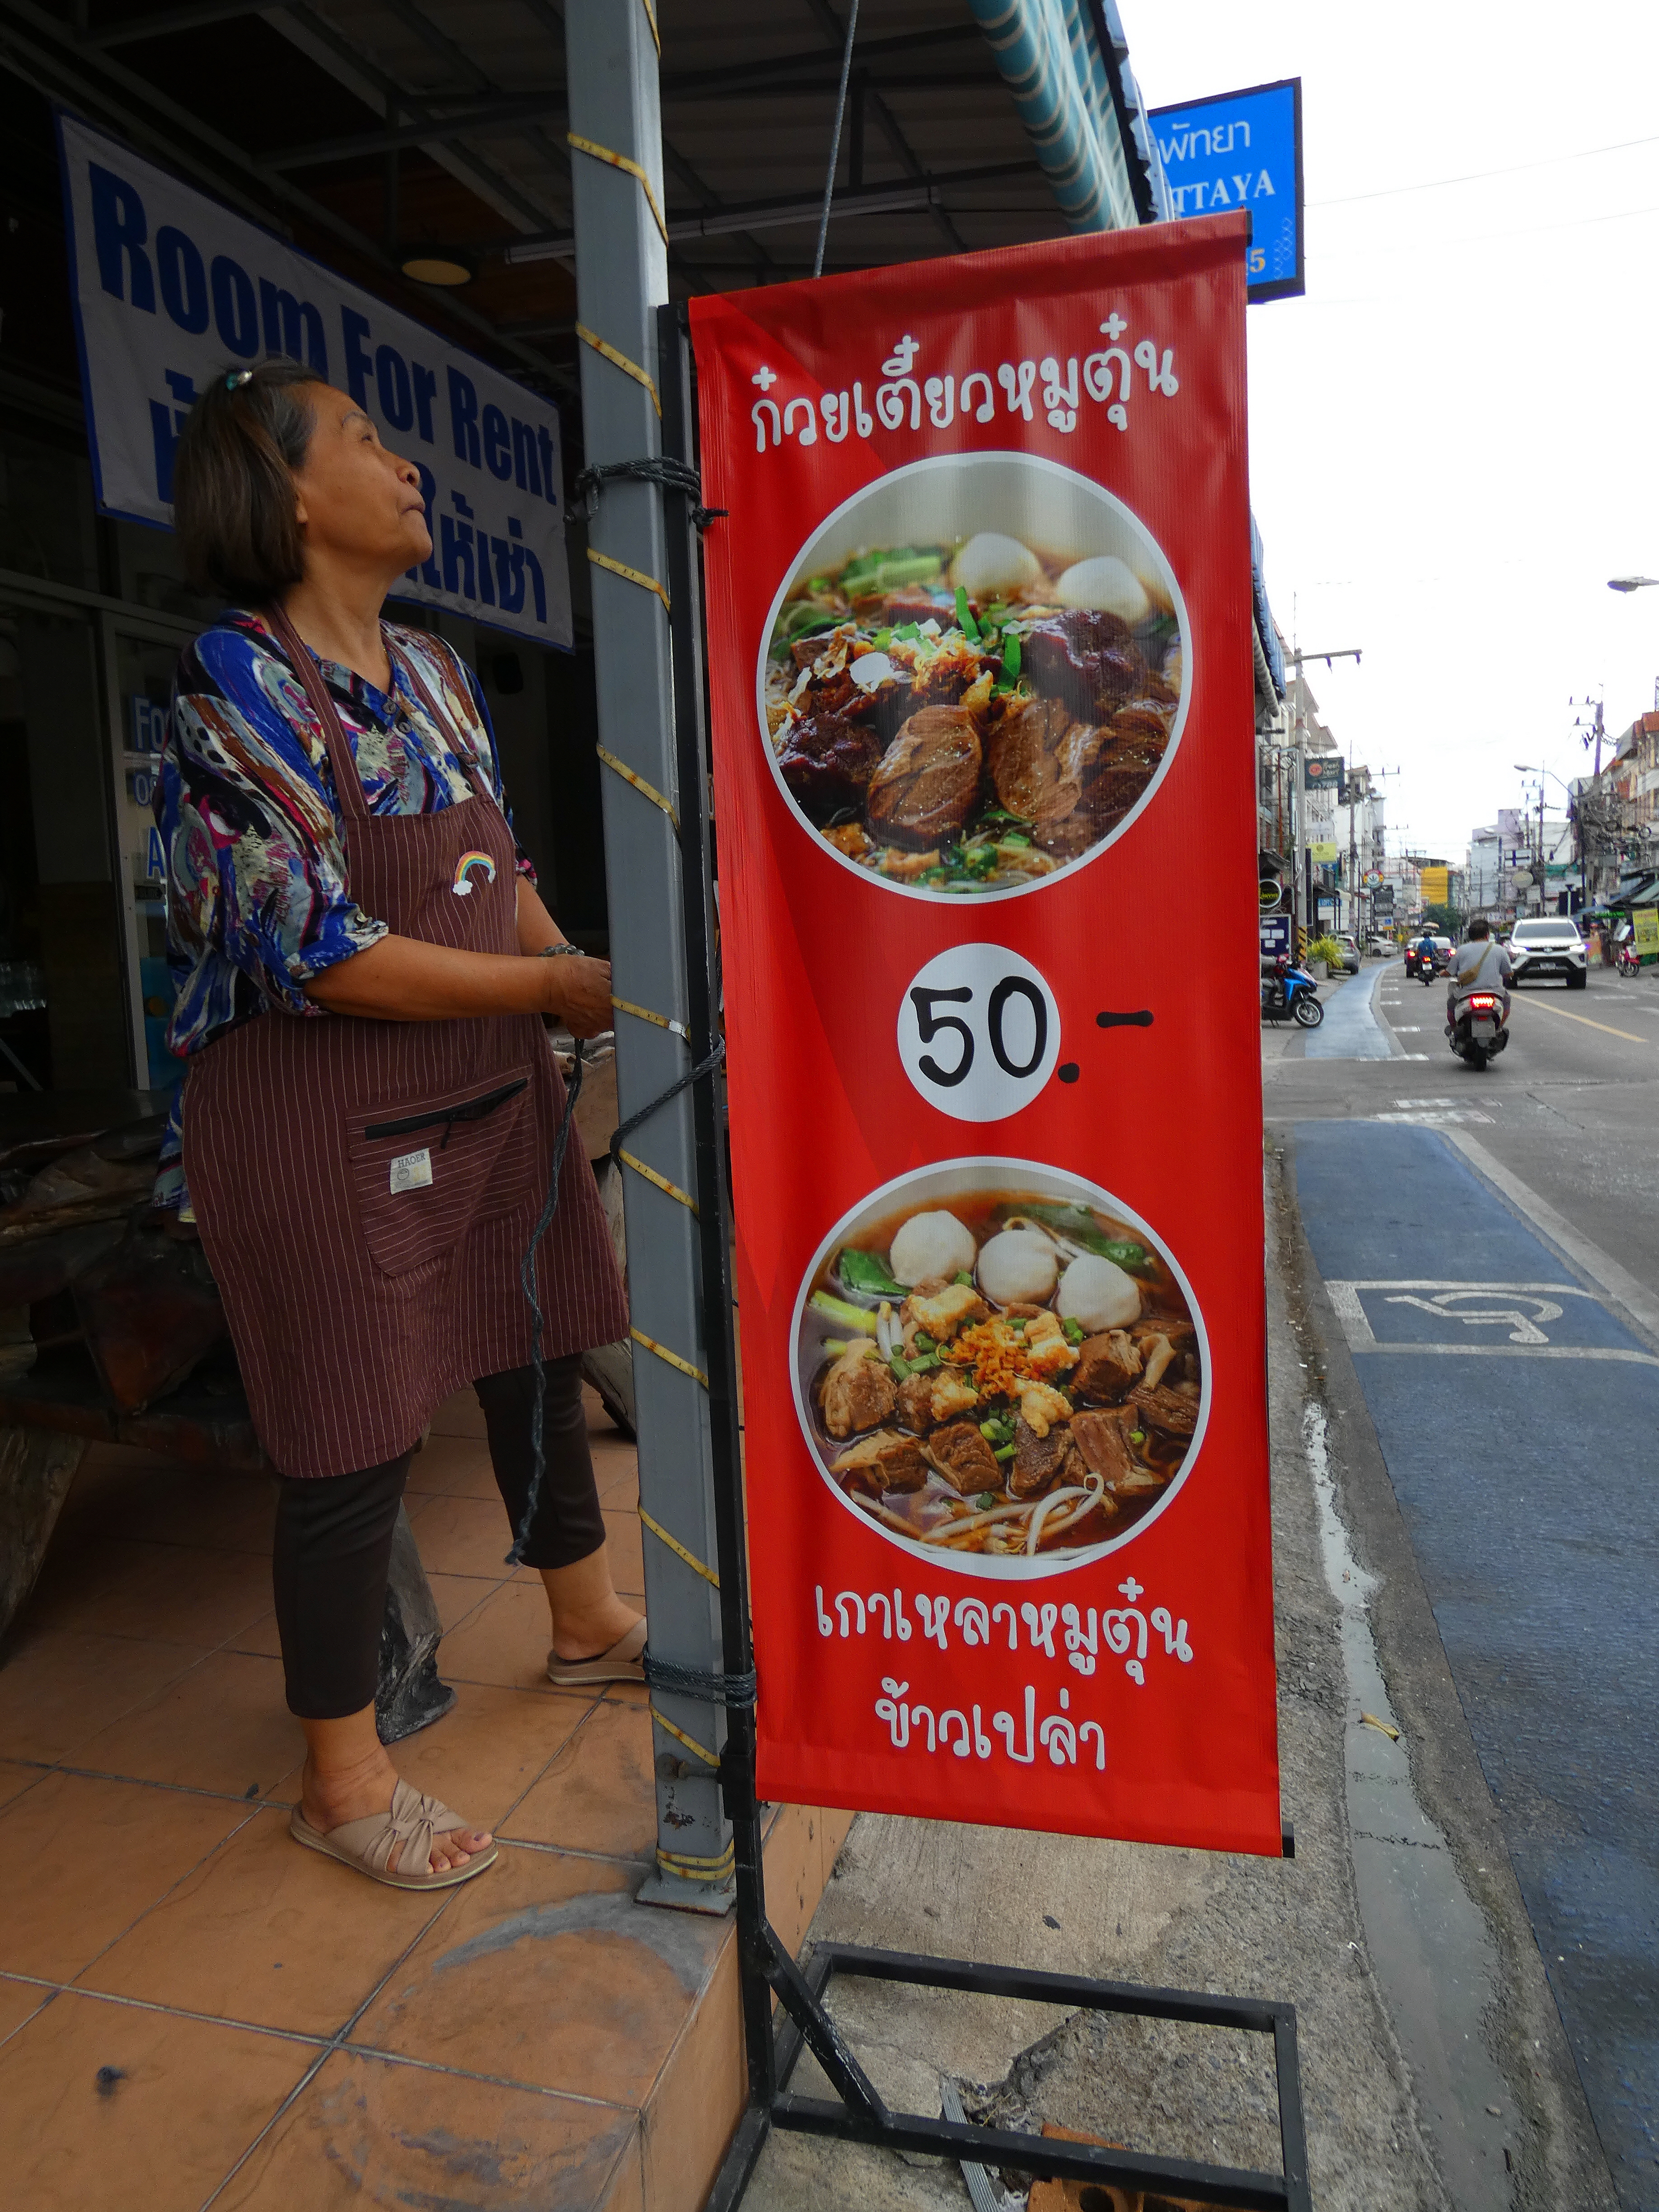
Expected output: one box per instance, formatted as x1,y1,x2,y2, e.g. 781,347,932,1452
1296,1120,1659,2208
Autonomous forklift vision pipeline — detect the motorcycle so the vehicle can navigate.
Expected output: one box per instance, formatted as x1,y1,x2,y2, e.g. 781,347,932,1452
1419,949,1446,988
1261,958,1324,1029
1615,938,1641,979
1448,988,1509,1070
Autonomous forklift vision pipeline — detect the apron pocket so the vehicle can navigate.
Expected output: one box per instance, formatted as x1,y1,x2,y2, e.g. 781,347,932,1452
348,1067,534,1277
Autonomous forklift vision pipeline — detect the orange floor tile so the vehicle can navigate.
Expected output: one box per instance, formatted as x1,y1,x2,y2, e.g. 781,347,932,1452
0,1384,851,2212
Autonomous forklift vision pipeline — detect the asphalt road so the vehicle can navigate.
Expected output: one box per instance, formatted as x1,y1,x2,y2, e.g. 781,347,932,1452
1268,959,1659,2210
1272,961,1659,1307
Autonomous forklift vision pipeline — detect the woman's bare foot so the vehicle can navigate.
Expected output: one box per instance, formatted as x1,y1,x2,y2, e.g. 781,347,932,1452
298,1726,491,1876
548,1594,643,1666
541,1548,644,1665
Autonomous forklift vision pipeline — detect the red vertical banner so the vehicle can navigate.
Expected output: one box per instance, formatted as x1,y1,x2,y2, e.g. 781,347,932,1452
690,214,1281,1855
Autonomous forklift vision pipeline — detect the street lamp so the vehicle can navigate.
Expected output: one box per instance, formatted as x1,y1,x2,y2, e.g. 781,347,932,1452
1608,577,1659,592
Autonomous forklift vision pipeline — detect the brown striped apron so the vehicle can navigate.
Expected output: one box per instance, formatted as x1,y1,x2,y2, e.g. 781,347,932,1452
183,610,628,1479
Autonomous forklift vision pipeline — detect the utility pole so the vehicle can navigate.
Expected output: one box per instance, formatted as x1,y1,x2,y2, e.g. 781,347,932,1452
1541,781,1549,913
1571,694,1606,779
565,0,731,1908
1570,695,1606,905
1283,648,1362,943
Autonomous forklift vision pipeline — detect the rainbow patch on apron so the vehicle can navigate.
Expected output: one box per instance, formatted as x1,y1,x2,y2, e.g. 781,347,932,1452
451,850,497,896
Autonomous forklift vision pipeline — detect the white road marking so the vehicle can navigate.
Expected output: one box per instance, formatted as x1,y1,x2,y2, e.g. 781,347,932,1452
1349,1344,1659,1364
1393,1026,1424,1032
1371,1107,1493,1125
1382,1289,1563,1343
1442,1130,1659,1349
1321,1278,1656,1361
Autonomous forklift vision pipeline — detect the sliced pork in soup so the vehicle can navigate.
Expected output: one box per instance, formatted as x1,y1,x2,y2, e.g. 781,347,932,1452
802,1188,1202,1561
766,533,1181,889
866,707,984,850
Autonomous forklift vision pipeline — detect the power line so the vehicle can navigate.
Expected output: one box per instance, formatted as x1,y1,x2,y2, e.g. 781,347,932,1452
1311,129,1659,209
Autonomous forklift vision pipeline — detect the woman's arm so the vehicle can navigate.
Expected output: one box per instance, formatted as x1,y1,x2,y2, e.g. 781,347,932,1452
305,881,612,1036
515,876,566,955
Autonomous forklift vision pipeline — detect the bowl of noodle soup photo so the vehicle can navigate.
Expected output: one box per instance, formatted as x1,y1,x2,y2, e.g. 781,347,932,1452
758,453,1190,901
792,1159,1208,1579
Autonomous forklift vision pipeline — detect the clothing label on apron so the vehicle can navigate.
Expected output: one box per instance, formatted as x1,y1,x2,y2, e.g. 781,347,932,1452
389,1147,434,1193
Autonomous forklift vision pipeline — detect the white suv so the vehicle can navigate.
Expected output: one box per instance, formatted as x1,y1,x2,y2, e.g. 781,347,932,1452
1507,917,1588,990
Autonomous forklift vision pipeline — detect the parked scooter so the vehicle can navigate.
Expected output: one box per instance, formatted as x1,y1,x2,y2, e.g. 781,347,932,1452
1448,989,1509,1070
1261,956,1324,1029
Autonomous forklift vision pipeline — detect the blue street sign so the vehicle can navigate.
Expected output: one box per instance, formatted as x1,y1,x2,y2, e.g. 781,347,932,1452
1148,79,1303,303
1260,914,1292,962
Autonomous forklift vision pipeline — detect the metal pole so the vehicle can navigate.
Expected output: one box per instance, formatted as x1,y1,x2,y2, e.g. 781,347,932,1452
565,0,731,1908
658,303,777,2094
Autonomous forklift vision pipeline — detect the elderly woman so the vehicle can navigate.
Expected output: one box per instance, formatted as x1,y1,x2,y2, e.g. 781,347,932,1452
153,359,641,1890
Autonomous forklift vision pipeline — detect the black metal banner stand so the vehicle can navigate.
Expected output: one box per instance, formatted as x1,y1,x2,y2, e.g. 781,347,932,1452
656,307,1312,2212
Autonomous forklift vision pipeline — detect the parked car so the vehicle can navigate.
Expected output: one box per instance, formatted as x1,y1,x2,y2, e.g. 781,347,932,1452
1506,916,1588,990
1368,935,1397,957
1331,933,1362,975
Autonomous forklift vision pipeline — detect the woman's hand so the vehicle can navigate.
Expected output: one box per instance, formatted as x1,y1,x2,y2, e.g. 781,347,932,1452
542,954,613,1039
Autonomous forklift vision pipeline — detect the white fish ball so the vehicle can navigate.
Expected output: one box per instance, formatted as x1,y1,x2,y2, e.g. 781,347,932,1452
976,1228,1059,1308
1054,556,1151,624
949,532,1042,599
1056,1252,1141,1332
890,1210,978,1287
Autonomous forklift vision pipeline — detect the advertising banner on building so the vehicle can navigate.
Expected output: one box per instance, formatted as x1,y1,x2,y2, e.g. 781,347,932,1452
55,115,572,649
691,215,1282,1854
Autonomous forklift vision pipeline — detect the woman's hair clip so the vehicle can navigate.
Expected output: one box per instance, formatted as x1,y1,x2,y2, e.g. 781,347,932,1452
224,368,254,391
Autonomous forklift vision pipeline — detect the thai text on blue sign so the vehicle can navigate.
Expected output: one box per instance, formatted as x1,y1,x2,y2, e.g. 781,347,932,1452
55,114,572,649
1148,80,1303,303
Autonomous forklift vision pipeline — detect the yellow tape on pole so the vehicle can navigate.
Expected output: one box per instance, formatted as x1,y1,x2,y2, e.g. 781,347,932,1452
567,132,668,248
639,1504,720,1587
586,545,670,615
574,321,661,415
595,744,679,831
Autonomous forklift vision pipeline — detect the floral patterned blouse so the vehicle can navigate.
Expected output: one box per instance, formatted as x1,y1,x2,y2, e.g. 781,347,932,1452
152,610,534,1211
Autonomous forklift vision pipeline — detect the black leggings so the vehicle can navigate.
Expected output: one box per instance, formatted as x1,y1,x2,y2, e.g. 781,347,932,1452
272,1357,607,1720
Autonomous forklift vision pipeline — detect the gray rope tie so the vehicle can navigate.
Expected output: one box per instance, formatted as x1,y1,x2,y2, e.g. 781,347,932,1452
643,1646,757,1708
606,1039,725,1175
574,455,726,533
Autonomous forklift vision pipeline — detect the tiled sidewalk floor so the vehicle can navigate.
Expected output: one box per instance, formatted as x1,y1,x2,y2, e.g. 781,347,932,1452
0,1387,845,2211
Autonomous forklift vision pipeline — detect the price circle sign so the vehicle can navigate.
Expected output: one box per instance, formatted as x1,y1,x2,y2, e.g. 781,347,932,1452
896,944,1061,1122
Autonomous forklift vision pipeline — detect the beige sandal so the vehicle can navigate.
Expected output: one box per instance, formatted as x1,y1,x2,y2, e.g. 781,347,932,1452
547,1616,647,1687
289,1776,498,1890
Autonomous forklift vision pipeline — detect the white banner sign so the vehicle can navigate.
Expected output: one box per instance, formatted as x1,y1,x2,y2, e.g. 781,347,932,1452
56,114,572,650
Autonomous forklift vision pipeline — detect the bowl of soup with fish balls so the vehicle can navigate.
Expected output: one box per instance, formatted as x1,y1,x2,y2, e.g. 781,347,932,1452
792,1160,1208,1577
758,452,1190,899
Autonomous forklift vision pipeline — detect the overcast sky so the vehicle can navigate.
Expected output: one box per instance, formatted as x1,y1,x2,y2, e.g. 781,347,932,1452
1125,0,1659,861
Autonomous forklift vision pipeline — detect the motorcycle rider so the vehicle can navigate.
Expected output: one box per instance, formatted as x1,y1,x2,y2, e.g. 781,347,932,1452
1412,924,1439,978
1446,917,1512,1035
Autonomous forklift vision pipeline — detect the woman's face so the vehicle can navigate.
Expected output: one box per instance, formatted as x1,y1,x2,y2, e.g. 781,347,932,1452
291,384,432,580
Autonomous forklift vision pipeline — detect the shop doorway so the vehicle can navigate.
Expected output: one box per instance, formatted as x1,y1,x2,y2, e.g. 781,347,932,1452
102,613,196,1096
0,579,192,1111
